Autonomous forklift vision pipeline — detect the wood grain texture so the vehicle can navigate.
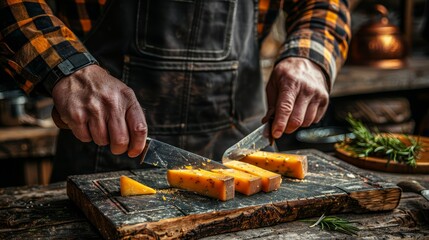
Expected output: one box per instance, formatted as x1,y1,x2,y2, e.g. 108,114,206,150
67,150,402,239
0,126,58,159
331,58,429,97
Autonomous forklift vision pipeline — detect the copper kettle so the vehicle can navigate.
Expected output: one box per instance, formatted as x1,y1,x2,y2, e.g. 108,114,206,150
349,4,407,69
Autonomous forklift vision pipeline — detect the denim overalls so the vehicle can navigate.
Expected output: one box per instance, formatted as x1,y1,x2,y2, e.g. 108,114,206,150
51,0,266,182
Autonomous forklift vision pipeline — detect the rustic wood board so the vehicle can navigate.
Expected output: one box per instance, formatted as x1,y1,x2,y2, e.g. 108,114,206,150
67,149,402,240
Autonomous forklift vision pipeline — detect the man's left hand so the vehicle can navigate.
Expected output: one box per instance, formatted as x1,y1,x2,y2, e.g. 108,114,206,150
262,57,329,139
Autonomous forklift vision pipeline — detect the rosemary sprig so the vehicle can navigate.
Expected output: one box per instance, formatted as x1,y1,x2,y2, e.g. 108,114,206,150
302,213,359,235
340,114,421,167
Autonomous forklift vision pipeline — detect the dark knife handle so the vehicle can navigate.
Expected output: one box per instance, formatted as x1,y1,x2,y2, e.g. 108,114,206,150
397,180,426,193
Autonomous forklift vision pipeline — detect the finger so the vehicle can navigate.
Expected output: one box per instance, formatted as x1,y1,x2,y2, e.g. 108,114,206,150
314,99,329,123
265,71,290,139
88,117,109,146
125,103,147,158
71,122,92,143
301,101,319,127
285,92,311,133
68,110,92,142
271,81,298,138
108,113,129,155
51,107,69,129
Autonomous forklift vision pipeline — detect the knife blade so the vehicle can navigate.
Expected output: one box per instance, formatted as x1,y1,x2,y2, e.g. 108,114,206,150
222,122,277,163
140,137,228,170
397,180,429,202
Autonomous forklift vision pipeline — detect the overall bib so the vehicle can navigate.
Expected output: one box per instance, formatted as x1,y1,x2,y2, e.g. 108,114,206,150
51,0,266,182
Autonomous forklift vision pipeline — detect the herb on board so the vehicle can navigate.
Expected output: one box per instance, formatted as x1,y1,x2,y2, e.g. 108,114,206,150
302,213,359,236
339,114,421,167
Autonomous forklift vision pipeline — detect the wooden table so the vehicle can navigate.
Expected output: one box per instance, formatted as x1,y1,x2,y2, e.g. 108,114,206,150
0,151,428,239
0,126,59,186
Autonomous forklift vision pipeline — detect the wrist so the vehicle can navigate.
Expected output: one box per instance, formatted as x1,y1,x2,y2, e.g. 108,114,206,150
43,52,98,95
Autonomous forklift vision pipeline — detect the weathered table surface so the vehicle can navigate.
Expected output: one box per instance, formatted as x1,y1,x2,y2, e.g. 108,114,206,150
1,150,428,239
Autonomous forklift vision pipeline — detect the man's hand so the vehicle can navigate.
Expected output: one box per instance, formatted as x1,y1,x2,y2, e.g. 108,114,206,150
262,57,329,139
51,64,147,158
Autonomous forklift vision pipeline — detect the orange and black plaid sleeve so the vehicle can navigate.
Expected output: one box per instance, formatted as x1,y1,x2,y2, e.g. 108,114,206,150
278,0,351,91
0,0,89,94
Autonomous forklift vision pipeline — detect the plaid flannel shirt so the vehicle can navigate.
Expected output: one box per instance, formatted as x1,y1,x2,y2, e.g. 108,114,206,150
0,0,350,94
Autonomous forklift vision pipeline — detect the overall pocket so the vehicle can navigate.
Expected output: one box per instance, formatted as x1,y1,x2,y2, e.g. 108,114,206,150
136,0,237,61
123,56,239,134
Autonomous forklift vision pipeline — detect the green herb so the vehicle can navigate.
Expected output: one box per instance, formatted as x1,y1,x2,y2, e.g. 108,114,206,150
340,114,421,167
302,213,359,236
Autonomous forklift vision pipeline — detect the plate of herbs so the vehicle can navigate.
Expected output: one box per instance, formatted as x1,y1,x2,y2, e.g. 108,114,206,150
335,114,429,173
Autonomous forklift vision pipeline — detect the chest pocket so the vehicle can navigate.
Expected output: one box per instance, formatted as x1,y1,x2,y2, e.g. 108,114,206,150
136,0,236,61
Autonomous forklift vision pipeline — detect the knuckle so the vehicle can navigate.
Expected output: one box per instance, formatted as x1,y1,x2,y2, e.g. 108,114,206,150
121,87,137,100
319,95,329,106
70,112,87,125
275,63,288,74
301,86,315,97
87,101,103,116
278,101,294,115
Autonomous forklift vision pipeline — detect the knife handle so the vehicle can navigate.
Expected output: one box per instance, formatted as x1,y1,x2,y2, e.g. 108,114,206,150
397,180,426,193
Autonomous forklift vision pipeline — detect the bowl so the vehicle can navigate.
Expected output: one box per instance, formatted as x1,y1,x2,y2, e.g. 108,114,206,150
296,127,354,152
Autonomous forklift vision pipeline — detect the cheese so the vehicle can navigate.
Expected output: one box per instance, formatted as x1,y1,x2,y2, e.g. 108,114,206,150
120,175,156,197
167,169,234,201
240,151,307,179
223,160,282,192
211,168,262,196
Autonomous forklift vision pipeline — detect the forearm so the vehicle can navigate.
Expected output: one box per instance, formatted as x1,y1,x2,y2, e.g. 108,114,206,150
279,0,351,91
0,0,87,94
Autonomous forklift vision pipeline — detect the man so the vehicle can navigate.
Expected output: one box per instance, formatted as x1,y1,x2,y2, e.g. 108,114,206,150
0,0,351,182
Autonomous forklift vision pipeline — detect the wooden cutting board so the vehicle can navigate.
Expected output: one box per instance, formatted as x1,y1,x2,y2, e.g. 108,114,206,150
335,134,429,173
67,149,401,240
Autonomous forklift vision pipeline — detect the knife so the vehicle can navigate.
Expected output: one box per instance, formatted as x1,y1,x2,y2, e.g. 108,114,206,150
222,122,277,163
140,137,228,170
397,180,429,202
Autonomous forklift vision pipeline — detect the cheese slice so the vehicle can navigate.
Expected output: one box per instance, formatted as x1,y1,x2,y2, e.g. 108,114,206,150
211,168,262,196
240,151,308,179
223,160,282,192
120,175,156,197
167,169,234,201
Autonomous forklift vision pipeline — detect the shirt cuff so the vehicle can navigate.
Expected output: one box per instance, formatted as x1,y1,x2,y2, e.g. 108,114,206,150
276,30,340,92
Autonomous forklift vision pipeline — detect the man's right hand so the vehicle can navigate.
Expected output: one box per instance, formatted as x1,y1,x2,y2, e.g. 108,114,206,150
51,64,147,158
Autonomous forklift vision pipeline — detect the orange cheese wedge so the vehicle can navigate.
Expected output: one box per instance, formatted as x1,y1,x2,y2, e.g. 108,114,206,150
223,160,282,192
211,168,262,196
120,175,156,197
240,151,308,179
167,169,234,201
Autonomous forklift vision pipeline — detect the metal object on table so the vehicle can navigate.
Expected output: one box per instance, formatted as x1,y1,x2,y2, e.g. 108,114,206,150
0,90,28,126
222,122,277,162
397,180,429,202
349,4,408,69
140,137,228,170
296,127,354,152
